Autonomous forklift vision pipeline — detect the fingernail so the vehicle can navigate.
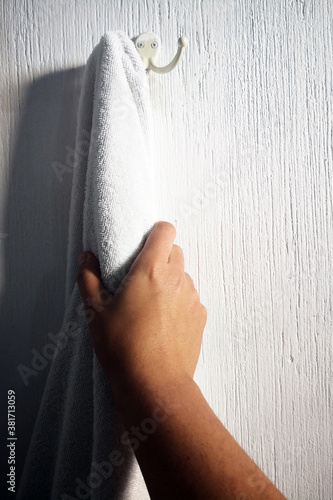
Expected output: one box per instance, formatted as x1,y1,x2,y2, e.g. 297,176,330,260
78,252,88,266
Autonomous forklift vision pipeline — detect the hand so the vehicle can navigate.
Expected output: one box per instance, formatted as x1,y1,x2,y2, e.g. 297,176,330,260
76,222,286,500
76,221,207,394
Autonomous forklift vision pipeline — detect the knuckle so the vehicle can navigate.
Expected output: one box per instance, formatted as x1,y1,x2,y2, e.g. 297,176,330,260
185,272,195,287
173,244,184,256
146,260,162,281
200,303,208,322
201,303,207,316
170,271,185,288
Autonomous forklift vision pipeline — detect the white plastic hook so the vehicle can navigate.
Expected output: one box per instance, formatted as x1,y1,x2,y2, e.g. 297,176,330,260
133,32,188,74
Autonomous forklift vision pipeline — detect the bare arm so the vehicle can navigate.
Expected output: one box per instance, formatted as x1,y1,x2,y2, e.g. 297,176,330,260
77,221,286,500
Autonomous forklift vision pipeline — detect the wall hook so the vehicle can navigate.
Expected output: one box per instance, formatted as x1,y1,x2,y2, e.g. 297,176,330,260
132,32,188,74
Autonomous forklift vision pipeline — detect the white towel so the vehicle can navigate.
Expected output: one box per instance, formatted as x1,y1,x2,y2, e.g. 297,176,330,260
17,30,156,500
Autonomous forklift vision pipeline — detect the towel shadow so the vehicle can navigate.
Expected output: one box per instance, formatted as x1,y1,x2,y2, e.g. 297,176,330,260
1,68,134,498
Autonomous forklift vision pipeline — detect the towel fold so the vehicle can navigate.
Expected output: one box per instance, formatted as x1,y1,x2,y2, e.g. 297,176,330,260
17,30,156,500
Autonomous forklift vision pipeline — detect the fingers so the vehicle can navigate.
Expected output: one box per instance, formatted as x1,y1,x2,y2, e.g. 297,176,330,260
168,244,184,270
184,272,193,283
138,221,177,266
77,252,110,312
185,272,197,291
184,273,207,325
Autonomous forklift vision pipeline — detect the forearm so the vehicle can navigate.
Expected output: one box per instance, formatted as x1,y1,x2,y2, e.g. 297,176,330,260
112,374,286,500
76,226,286,499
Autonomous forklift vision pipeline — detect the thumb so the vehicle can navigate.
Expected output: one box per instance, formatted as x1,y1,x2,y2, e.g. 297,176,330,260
76,252,110,313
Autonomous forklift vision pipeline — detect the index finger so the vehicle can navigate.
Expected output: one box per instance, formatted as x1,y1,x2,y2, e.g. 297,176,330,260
136,221,176,265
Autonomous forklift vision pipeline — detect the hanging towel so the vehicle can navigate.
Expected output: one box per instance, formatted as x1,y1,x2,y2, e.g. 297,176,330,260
17,30,157,500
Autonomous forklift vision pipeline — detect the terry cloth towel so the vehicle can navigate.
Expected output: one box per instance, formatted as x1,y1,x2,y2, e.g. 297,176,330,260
17,31,157,500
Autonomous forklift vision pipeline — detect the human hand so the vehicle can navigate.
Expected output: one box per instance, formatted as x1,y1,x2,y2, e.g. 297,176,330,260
76,221,207,394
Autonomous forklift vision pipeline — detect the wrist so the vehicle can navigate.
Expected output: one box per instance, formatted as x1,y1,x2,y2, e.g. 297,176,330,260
109,368,197,418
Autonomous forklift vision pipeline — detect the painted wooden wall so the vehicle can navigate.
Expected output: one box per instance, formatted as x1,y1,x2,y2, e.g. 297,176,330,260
1,0,332,498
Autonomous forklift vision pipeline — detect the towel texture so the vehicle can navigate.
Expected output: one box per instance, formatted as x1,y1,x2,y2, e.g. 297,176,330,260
17,31,156,499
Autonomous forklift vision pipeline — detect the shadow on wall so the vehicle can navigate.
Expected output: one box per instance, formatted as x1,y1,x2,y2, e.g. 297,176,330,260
2,63,139,500
0,67,84,492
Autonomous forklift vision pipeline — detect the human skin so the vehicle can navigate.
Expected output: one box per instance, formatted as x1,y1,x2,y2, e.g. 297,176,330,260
76,221,286,500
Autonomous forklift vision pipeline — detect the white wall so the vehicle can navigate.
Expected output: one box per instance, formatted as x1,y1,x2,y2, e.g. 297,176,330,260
1,0,332,498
